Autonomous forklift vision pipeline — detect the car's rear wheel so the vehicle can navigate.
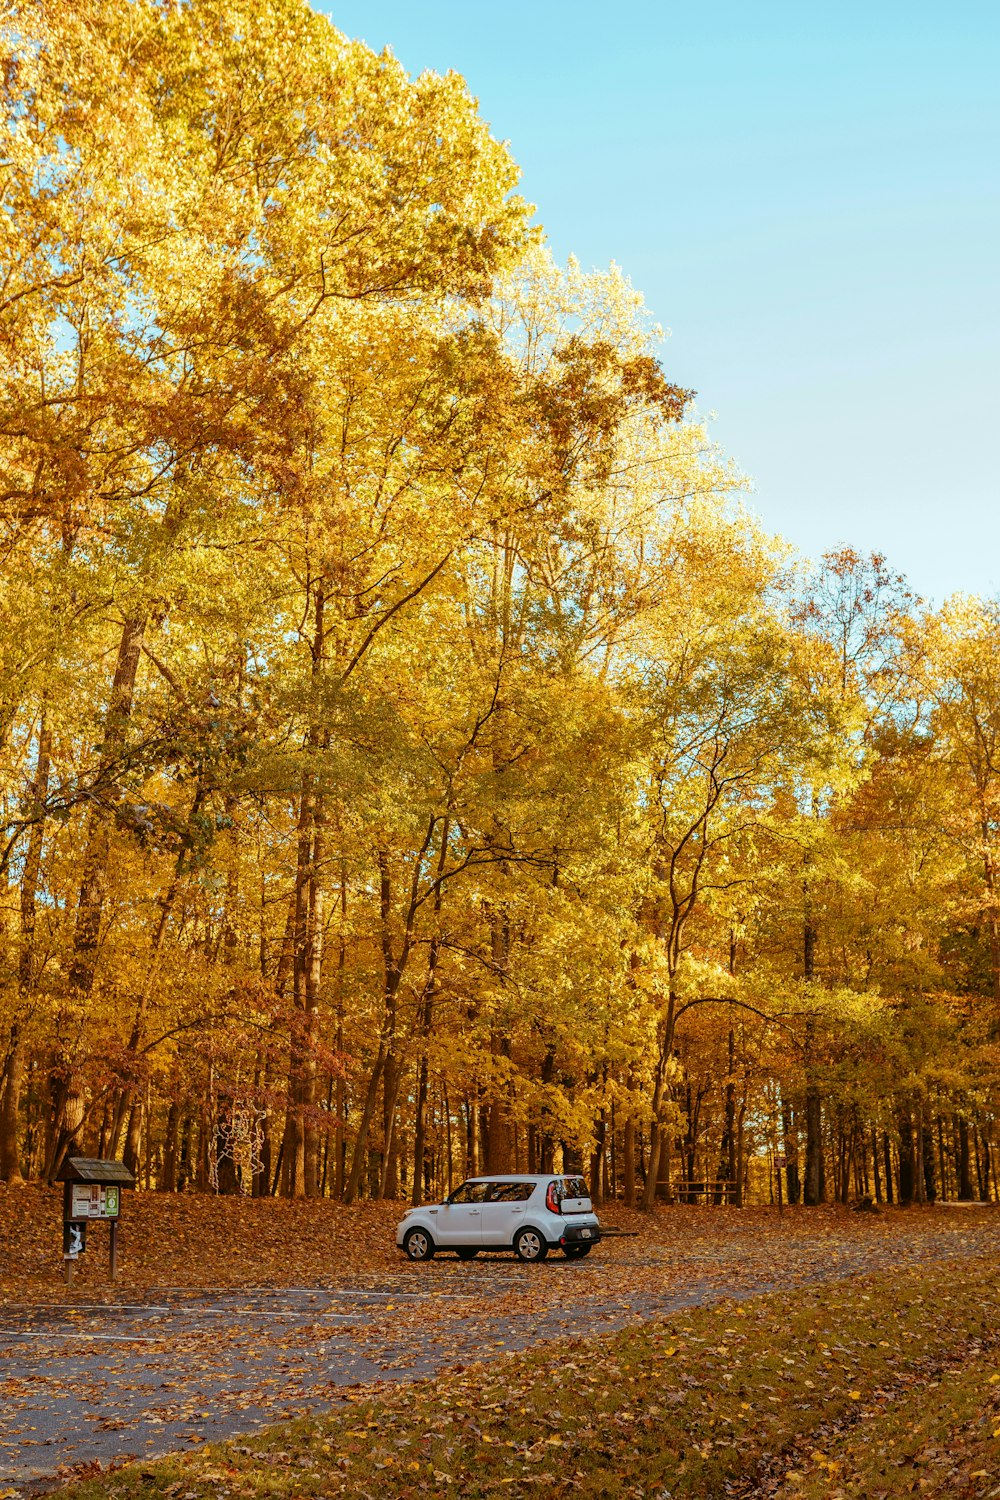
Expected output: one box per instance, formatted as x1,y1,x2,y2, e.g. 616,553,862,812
513,1227,548,1263
403,1227,434,1261
457,1247,479,1260
563,1243,592,1259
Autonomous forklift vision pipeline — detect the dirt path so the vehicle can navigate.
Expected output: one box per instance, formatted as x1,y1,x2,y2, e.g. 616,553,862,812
3,1201,998,1492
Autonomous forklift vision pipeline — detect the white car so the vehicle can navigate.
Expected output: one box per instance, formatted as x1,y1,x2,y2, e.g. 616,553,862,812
396,1173,602,1263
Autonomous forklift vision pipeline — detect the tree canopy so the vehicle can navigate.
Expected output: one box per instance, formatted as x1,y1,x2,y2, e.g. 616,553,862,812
2,0,997,1210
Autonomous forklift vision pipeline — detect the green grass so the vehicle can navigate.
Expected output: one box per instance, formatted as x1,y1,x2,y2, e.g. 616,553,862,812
62,1256,1000,1500
787,1340,1000,1499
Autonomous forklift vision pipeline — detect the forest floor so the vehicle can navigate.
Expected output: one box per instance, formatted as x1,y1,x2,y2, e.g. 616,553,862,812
2,1187,999,1495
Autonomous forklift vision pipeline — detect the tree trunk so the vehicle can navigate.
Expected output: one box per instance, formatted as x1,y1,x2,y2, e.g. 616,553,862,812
333,864,348,1200
982,1130,994,1203
717,1030,738,1203
484,1033,515,1173
871,1127,882,1202
344,1028,390,1204
0,1039,25,1184
196,1065,214,1192
160,1099,179,1191
48,615,146,1181
410,823,450,1204
69,615,146,996
922,1116,937,1202
484,893,514,1173
590,1112,607,1206
804,1082,823,1205
802,900,824,1205
409,984,434,1205
980,840,1000,1007
897,1105,915,1204
345,825,433,1203
2,713,52,1183
957,1114,974,1200
123,1100,142,1177
253,1047,271,1199
641,993,678,1211
380,1051,403,1198
914,1110,926,1203
282,745,325,1199
255,895,295,1198
783,1097,801,1205
624,1116,636,1208
281,575,333,1200
412,1055,431,1205
937,1116,949,1199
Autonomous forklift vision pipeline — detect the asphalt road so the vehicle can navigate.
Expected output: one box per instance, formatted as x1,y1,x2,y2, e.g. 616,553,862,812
1,1263,727,1489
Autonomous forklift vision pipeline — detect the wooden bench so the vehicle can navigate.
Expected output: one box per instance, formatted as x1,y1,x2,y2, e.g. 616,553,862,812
665,1180,737,1204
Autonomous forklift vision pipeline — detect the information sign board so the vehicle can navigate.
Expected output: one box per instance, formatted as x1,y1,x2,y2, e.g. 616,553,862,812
55,1159,134,1282
70,1182,121,1218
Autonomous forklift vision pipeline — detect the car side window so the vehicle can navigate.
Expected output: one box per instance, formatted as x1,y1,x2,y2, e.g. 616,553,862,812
449,1181,489,1204
486,1181,534,1202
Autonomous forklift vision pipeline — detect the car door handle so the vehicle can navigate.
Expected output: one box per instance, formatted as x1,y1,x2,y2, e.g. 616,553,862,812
469,1209,480,1215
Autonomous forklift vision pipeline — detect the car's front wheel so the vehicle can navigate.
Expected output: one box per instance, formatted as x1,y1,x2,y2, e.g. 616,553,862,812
563,1243,592,1259
403,1227,435,1261
513,1227,548,1263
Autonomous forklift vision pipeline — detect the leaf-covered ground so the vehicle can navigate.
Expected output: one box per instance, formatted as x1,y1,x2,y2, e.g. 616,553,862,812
33,1251,1000,1500
2,1188,999,1494
3,1186,997,1299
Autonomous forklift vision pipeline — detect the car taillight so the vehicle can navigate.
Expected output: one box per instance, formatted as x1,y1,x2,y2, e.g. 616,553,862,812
545,1182,561,1214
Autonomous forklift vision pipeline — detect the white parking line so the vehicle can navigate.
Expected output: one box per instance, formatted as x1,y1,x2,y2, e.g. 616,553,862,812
146,1286,338,1295
171,1310,360,1321
145,1286,476,1297
0,1329,166,1343
167,1308,319,1318
1,1311,364,1331
128,1286,508,1306
3,1304,171,1313
323,1291,476,1300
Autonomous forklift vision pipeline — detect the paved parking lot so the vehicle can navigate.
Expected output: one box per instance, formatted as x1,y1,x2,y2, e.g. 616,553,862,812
1,1261,723,1487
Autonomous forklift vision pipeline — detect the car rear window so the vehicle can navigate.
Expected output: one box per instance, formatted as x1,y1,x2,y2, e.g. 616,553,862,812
560,1176,589,1200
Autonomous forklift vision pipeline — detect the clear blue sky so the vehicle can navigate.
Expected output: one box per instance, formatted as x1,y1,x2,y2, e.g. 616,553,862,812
318,2,999,603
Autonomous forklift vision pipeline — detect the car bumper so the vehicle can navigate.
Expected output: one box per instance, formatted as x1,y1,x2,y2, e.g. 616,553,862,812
558,1223,601,1246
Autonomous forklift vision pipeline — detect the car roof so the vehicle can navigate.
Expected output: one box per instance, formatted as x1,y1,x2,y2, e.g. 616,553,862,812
461,1173,581,1182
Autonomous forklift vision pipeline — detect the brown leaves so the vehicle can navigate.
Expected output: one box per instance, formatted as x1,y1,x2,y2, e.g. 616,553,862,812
3,1193,1000,1498
0,1185,405,1294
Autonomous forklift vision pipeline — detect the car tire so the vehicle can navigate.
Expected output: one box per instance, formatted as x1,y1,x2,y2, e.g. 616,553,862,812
513,1227,548,1263
456,1247,479,1260
403,1227,435,1261
563,1243,592,1259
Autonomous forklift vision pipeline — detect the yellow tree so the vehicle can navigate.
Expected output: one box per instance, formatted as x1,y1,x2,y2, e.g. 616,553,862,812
906,597,1000,1006
0,0,530,1181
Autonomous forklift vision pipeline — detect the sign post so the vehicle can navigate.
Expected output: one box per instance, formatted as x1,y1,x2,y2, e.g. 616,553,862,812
55,1158,135,1284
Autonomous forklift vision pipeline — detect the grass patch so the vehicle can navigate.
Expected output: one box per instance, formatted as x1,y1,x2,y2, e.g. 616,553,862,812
60,1255,1000,1500
780,1344,1000,1498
